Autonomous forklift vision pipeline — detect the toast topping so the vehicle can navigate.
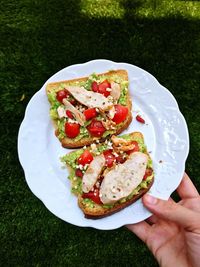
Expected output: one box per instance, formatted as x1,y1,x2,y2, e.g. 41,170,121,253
66,86,114,111
57,106,66,119
82,155,105,193
63,99,86,126
110,81,121,102
100,152,148,204
111,135,137,152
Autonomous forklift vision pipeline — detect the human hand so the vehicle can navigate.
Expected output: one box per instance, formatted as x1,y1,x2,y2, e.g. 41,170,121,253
126,173,200,267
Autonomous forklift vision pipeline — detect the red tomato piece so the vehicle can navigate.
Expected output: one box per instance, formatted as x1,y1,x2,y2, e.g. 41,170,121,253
91,81,99,92
143,168,153,180
136,115,145,124
66,110,74,119
83,108,97,120
87,119,106,137
69,98,76,105
112,105,128,124
56,89,69,103
126,141,140,155
115,154,126,164
82,188,102,204
103,150,116,168
77,150,93,166
65,122,80,138
75,169,83,178
98,80,111,97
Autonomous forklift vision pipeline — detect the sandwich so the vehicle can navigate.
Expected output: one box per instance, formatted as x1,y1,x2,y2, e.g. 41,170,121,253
61,132,154,219
46,70,132,148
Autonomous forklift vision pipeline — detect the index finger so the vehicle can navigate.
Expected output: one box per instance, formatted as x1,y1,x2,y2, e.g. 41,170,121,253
177,173,199,199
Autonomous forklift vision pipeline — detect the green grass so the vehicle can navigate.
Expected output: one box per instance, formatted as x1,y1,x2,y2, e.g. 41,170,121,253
0,0,200,266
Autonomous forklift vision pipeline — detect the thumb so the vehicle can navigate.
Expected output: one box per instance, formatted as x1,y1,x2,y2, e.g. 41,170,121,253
143,194,200,232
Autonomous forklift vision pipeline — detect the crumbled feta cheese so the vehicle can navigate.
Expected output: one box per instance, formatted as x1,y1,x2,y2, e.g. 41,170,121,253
106,88,112,92
107,141,113,149
113,152,119,157
91,143,97,151
78,164,84,170
107,96,114,102
68,118,79,124
83,164,89,170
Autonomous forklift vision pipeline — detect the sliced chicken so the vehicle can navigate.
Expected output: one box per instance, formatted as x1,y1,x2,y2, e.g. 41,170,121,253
107,106,116,119
111,135,132,146
110,81,121,102
100,152,148,204
82,155,105,193
111,135,136,152
57,106,66,119
102,119,116,130
66,86,113,111
63,98,85,126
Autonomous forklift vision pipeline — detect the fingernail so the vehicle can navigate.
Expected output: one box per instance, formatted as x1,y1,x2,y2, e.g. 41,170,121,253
144,194,158,205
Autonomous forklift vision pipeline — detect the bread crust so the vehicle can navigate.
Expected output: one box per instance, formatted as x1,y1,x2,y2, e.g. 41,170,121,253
46,70,132,148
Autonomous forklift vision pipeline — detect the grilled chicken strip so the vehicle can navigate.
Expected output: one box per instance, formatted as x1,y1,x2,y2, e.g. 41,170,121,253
100,152,148,204
82,155,105,193
66,86,113,111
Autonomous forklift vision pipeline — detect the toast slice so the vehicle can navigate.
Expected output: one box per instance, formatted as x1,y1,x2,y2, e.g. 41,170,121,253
46,70,132,148
61,132,154,219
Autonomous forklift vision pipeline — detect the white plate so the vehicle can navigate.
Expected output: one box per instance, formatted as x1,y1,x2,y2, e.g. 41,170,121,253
18,59,189,230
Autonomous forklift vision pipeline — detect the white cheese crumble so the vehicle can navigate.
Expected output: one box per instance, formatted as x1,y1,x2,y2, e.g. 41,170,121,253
68,118,79,124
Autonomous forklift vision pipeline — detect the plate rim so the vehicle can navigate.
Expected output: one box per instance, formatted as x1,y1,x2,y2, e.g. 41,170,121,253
18,59,189,230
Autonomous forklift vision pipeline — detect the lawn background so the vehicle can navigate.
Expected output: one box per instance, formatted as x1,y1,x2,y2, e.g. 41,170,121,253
0,0,200,266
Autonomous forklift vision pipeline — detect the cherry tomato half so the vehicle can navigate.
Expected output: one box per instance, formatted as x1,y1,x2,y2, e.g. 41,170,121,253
87,119,106,137
112,105,128,124
103,150,116,168
136,115,145,124
77,150,93,166
115,154,126,164
65,122,80,138
126,141,140,155
83,108,97,120
91,80,111,97
98,80,111,97
82,188,102,204
143,168,153,180
75,169,83,178
91,81,99,92
56,89,69,103
66,110,74,119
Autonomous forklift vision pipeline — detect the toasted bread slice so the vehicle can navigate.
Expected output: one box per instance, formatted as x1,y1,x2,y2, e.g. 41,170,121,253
46,70,132,148
61,132,154,219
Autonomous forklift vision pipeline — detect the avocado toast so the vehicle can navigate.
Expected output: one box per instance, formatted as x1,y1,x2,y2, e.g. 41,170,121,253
46,70,132,148
61,132,154,219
